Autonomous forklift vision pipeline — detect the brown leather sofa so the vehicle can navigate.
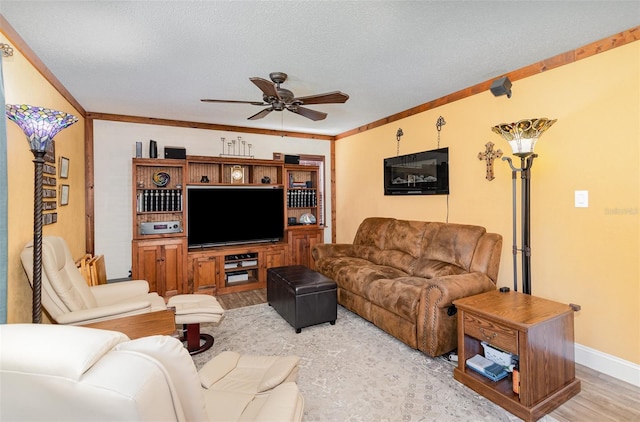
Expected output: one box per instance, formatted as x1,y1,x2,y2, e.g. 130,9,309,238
311,217,502,357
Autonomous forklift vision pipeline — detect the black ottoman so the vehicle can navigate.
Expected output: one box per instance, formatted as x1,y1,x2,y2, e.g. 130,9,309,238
267,265,337,333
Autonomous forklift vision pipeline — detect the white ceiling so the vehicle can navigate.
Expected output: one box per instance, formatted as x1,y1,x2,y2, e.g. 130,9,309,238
2,1,639,136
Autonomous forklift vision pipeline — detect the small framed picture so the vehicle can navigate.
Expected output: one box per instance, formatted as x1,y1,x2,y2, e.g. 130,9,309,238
60,184,70,206
59,156,70,179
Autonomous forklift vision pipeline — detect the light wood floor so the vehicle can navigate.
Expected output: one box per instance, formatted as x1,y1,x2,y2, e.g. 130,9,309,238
215,289,640,421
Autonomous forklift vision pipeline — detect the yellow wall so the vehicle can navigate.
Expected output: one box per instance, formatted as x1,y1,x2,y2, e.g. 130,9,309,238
336,41,640,364
2,32,86,323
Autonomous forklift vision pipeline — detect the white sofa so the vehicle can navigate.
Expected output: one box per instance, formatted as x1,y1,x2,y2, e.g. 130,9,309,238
0,324,304,421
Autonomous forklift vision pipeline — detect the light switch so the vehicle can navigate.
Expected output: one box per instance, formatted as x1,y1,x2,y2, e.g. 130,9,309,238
575,190,589,208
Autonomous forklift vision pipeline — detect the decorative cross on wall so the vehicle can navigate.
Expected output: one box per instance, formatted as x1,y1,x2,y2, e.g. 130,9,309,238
478,141,503,181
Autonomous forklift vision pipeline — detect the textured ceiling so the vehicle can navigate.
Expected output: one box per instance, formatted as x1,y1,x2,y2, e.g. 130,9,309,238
2,1,639,136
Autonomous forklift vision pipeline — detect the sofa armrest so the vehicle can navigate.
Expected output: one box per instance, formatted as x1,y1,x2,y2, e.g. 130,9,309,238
417,272,496,356
312,243,356,260
90,280,151,304
253,382,304,422
199,351,241,388
423,272,496,306
56,301,153,325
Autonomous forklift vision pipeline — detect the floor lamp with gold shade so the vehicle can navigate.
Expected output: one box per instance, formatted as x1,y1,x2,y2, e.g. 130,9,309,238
492,118,556,295
5,104,78,323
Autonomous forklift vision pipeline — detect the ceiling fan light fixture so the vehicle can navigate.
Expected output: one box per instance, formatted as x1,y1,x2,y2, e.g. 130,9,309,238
202,71,349,121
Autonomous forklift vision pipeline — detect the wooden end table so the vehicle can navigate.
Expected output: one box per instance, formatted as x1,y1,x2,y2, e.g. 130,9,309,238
453,290,581,422
80,309,176,339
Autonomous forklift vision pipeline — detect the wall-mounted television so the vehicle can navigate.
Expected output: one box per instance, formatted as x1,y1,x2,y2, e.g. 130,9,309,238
383,147,449,195
187,186,284,248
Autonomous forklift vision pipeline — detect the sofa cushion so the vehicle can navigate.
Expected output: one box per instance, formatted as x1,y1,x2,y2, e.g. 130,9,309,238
422,223,486,271
411,259,467,279
365,277,425,321
383,219,428,258
41,237,98,311
371,249,418,274
115,335,209,422
0,324,128,380
334,262,407,299
315,255,374,281
352,217,393,249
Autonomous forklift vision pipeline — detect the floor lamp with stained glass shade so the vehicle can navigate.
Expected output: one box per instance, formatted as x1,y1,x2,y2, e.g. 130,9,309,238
492,118,556,295
5,104,78,323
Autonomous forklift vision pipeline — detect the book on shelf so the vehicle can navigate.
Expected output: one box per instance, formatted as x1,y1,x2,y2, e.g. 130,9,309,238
466,354,508,382
137,189,182,212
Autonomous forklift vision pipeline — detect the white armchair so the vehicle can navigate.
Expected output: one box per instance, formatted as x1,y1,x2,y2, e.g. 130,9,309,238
0,324,304,422
21,236,226,355
20,236,167,325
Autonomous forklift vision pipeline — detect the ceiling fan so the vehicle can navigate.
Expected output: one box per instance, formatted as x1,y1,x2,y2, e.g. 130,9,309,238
201,72,349,121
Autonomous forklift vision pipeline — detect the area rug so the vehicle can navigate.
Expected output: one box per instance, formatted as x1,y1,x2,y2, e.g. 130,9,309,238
193,304,557,422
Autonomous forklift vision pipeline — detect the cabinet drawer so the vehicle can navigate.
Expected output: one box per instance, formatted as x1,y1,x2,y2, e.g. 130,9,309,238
463,312,518,354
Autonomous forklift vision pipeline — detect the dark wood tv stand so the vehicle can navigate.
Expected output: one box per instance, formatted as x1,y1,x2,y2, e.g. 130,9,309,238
453,290,581,422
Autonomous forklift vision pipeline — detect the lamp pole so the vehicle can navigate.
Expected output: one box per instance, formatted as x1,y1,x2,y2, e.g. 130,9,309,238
503,154,536,295
31,150,46,323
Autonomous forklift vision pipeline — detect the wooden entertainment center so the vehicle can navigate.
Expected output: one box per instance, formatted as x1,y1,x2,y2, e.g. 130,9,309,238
131,156,323,297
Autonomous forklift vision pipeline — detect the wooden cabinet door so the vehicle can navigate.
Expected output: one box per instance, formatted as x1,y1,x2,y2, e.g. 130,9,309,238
133,238,186,298
134,243,161,293
162,240,185,298
190,254,219,295
264,247,286,269
260,245,287,281
288,228,323,269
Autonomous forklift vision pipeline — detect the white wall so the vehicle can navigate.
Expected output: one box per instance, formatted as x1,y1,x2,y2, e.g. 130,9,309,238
93,120,332,279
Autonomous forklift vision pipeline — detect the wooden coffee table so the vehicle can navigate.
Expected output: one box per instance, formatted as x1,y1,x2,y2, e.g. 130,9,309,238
80,309,176,339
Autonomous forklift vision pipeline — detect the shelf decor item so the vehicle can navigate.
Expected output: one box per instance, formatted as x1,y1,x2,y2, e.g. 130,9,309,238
299,213,316,225
230,165,244,183
492,117,556,294
152,171,170,187
5,104,78,323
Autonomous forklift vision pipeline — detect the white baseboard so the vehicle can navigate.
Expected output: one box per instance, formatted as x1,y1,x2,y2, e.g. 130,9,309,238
575,343,640,387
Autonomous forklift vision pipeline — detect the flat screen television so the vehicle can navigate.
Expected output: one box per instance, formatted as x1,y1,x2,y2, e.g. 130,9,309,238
383,147,449,195
187,186,284,248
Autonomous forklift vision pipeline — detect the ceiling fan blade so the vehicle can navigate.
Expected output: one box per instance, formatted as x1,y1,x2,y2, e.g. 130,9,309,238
250,77,280,99
288,106,327,121
293,91,349,105
201,99,266,105
248,108,273,120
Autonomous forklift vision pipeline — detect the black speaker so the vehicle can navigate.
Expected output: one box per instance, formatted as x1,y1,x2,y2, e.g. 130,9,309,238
149,140,158,158
490,76,512,98
164,146,186,159
284,154,300,164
